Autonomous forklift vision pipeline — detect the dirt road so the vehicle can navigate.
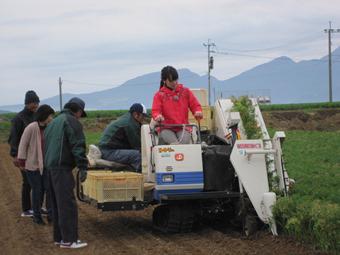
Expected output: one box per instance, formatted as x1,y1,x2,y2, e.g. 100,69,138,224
0,144,325,255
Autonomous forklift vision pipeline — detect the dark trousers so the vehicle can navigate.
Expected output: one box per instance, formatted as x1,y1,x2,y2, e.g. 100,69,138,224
26,170,43,219
20,170,31,212
42,169,52,219
25,169,51,219
49,169,78,243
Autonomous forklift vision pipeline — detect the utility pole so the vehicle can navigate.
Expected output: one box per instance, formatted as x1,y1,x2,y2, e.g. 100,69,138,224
203,39,215,105
213,87,216,102
59,77,63,111
324,21,340,102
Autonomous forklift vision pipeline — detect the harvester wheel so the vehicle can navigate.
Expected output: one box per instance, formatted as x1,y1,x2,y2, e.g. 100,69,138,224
152,204,195,233
243,214,258,236
152,205,170,232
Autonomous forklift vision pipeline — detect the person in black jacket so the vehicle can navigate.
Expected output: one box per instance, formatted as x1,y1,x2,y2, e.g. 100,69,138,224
44,97,88,249
8,90,40,217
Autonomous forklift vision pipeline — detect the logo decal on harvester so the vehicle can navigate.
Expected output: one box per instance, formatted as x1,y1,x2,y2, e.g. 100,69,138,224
158,147,174,153
237,143,261,149
175,153,184,161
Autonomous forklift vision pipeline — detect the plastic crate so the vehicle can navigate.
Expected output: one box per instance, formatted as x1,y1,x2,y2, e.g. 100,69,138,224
189,106,213,131
82,171,144,203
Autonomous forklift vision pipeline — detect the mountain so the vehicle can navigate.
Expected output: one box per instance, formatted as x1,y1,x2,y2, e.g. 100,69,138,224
0,69,214,112
216,49,340,103
1,48,339,112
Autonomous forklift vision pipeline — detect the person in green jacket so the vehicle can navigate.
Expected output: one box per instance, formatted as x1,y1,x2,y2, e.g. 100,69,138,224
44,97,88,249
99,103,147,172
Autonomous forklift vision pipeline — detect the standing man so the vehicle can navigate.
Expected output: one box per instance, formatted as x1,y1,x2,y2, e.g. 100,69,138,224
99,103,147,172
8,90,40,217
44,97,88,249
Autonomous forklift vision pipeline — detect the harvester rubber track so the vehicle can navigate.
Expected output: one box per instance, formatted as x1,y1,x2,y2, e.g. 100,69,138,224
153,204,195,233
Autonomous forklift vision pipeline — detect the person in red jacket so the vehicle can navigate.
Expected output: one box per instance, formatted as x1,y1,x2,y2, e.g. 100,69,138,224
151,66,203,144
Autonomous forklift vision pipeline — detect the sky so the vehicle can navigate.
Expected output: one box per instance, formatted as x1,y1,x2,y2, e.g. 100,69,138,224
1,0,340,105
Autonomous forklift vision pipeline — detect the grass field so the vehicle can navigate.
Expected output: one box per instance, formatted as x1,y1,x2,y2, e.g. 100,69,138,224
86,131,102,146
260,101,340,111
273,130,340,252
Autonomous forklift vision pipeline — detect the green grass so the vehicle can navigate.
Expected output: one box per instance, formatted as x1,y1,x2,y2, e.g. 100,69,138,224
86,110,128,119
260,101,340,111
85,131,102,146
274,131,340,252
0,121,11,143
284,131,340,204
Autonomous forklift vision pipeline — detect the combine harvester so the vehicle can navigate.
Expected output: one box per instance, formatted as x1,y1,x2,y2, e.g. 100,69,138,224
80,89,291,235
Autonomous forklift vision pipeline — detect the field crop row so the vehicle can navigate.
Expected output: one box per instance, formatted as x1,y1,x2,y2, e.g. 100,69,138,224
273,130,340,252
260,101,340,111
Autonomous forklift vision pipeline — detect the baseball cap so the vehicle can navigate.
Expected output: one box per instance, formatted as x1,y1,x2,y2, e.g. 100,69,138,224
129,103,148,117
67,97,87,117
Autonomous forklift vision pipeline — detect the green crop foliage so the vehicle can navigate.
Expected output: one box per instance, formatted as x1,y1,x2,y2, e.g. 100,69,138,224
260,101,340,111
232,96,262,139
86,110,128,119
85,131,102,147
0,121,11,143
274,130,340,253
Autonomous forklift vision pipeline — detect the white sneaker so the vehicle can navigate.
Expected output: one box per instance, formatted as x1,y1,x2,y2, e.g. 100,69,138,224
60,240,87,249
54,239,81,246
21,210,33,217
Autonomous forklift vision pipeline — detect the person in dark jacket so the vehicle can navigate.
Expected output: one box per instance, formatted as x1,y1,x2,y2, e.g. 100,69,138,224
44,97,88,249
8,90,40,217
98,103,147,172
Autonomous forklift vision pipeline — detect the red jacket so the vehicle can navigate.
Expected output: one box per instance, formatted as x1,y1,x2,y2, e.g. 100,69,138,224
152,84,202,129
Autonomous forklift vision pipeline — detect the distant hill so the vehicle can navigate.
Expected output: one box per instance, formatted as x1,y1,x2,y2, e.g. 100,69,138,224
1,47,339,112
217,48,340,103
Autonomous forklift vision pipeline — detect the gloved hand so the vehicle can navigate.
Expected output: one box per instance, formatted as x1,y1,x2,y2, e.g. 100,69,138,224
154,114,164,122
194,111,203,120
79,169,87,183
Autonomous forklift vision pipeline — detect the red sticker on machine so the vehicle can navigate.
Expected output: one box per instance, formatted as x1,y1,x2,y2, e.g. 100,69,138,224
175,153,184,161
237,143,261,149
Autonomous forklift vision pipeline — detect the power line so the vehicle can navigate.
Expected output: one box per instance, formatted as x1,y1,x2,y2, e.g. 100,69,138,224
214,33,324,53
63,79,115,87
62,72,204,89
214,50,276,59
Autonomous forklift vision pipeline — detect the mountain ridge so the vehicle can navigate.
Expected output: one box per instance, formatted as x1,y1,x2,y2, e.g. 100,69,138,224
1,47,339,112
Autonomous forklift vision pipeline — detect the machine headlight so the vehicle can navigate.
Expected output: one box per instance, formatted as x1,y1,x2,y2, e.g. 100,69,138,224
162,174,174,183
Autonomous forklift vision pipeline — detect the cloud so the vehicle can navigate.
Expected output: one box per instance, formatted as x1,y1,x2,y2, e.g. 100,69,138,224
1,0,340,105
